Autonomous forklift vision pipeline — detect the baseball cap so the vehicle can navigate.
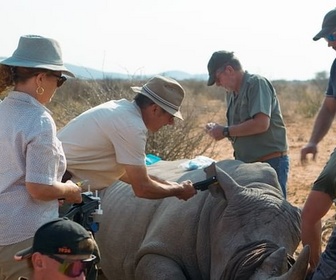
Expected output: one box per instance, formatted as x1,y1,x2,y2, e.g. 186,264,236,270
207,51,234,86
131,75,185,120
14,218,93,260
313,8,336,41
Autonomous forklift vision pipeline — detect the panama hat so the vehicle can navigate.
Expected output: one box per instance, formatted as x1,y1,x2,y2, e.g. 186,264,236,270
131,75,185,120
0,35,74,77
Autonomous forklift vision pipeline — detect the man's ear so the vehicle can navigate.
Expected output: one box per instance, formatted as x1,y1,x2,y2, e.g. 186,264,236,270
225,65,234,73
150,103,162,116
31,252,45,270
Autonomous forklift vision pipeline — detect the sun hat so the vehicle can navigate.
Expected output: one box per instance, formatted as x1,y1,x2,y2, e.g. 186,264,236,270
0,35,74,77
207,51,234,86
313,8,336,41
131,75,185,120
14,218,93,260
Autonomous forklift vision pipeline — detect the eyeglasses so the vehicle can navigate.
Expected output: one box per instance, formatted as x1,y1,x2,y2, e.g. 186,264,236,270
47,254,96,278
49,73,67,87
325,33,336,42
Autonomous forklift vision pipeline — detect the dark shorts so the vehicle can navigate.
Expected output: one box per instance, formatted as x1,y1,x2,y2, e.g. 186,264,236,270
312,149,336,200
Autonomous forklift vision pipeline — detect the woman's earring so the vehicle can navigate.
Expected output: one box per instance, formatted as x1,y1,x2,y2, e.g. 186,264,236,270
36,86,45,95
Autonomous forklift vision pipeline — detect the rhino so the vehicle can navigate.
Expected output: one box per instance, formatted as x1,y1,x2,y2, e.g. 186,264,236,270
95,159,309,280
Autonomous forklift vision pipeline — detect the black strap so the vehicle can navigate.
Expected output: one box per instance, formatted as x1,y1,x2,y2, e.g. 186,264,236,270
61,170,73,182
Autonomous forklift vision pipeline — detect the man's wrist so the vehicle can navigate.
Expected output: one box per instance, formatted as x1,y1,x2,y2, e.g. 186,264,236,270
223,126,230,137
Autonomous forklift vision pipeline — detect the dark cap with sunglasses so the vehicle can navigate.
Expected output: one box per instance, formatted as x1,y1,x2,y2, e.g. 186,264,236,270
14,218,94,260
207,51,234,86
313,8,336,41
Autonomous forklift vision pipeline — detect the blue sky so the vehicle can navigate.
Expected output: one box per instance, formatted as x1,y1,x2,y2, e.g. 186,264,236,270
2,0,336,80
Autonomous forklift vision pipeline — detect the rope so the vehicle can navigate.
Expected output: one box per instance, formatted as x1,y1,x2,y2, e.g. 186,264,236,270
221,240,295,280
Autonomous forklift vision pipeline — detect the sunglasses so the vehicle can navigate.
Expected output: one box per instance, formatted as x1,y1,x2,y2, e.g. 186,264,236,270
325,33,336,42
47,254,96,278
49,73,67,87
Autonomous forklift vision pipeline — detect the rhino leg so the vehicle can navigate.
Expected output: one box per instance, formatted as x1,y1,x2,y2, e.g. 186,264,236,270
135,254,187,280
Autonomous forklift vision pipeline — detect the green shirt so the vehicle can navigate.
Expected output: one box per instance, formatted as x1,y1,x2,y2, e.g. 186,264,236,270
226,72,288,162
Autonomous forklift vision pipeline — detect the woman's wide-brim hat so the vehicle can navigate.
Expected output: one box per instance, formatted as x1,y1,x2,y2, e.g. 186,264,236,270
131,75,185,120
0,35,75,77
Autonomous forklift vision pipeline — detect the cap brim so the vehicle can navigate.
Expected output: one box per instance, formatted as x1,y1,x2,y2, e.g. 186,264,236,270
131,86,184,120
14,247,33,261
313,26,336,41
207,74,215,86
0,57,75,77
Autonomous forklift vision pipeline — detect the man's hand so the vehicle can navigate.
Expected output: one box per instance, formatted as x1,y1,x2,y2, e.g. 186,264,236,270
301,143,318,164
205,122,225,141
64,180,82,203
175,180,197,201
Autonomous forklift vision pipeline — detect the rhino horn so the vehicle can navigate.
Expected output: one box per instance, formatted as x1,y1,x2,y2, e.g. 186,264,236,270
271,245,310,280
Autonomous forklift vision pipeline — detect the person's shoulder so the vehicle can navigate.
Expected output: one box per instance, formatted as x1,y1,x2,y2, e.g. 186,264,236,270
244,72,272,87
245,71,268,82
85,99,132,115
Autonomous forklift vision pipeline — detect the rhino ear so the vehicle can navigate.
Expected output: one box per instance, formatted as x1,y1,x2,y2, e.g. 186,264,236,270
204,162,226,198
204,162,216,177
209,165,245,200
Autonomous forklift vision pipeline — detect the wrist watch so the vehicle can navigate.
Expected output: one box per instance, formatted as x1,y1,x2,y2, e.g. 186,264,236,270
223,126,230,137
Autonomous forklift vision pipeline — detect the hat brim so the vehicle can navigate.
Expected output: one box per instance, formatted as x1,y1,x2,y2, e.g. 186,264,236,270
207,74,216,86
131,86,183,120
14,246,33,261
0,57,75,77
313,26,336,41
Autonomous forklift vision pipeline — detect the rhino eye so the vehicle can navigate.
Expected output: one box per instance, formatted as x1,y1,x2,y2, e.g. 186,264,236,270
271,268,279,276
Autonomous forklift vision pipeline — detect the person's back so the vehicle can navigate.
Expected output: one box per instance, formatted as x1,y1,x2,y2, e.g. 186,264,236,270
58,99,146,190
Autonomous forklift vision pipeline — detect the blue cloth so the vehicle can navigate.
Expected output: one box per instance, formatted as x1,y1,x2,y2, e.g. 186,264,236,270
263,155,289,199
145,154,161,165
178,156,215,171
310,227,336,279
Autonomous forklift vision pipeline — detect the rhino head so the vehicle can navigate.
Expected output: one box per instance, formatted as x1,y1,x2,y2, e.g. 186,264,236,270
206,163,308,280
